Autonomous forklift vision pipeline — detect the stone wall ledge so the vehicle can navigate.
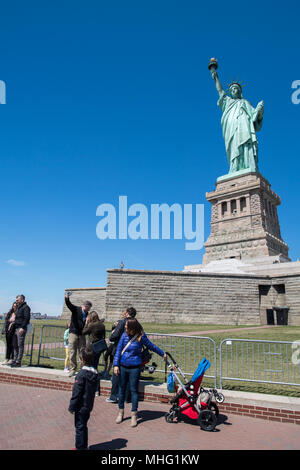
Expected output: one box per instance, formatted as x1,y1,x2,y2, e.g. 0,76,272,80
64,287,106,291
107,268,270,280
1,365,300,425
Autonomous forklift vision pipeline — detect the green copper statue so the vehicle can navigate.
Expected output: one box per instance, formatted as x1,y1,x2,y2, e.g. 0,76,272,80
208,58,264,174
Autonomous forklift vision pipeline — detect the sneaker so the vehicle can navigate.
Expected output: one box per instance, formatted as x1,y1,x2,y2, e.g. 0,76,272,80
64,368,69,372
106,397,118,403
10,362,21,368
95,391,100,397
1,360,10,365
68,371,76,377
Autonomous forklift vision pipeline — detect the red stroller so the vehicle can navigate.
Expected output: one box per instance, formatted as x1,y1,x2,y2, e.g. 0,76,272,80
165,353,224,431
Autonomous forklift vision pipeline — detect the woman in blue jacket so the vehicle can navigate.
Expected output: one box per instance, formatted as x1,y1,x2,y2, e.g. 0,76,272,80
113,318,166,427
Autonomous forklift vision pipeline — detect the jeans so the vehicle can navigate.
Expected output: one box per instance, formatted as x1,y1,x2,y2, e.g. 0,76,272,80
109,372,131,402
12,328,26,364
118,366,141,412
109,372,119,401
74,410,90,450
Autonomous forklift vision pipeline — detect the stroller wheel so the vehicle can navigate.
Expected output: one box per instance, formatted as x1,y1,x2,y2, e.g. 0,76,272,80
208,402,219,418
165,411,176,423
198,410,217,432
215,392,225,403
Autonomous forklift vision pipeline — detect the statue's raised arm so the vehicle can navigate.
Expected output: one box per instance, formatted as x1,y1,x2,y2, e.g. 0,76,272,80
207,58,263,175
208,58,224,97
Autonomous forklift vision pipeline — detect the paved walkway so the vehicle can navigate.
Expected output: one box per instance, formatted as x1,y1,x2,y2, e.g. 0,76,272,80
0,383,299,450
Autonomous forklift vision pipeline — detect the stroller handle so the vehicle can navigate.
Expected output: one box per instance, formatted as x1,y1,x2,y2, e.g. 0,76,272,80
165,351,178,367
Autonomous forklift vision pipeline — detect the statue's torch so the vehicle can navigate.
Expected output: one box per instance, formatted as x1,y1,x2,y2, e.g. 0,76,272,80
208,58,218,79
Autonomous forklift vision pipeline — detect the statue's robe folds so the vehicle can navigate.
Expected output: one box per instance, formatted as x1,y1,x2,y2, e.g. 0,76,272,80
218,90,263,173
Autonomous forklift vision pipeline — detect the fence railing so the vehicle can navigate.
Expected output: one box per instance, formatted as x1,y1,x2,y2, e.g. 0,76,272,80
37,325,66,365
36,326,217,386
219,338,300,389
1,323,300,391
146,333,217,386
0,321,35,366
36,325,114,366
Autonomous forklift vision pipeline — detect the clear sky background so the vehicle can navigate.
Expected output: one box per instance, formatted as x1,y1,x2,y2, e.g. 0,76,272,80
0,0,299,315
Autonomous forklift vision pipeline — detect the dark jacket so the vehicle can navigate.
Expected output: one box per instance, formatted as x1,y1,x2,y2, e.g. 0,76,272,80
68,366,98,413
14,302,31,330
65,297,85,336
113,332,164,368
109,318,127,355
2,309,15,334
82,320,105,344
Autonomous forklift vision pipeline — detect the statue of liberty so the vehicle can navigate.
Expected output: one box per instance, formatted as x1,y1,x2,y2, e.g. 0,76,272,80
208,58,264,174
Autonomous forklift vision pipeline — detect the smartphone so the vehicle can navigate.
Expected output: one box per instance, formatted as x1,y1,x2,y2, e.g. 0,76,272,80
67,291,72,296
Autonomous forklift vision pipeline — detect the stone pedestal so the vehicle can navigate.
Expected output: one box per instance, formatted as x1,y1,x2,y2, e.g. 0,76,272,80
203,171,290,264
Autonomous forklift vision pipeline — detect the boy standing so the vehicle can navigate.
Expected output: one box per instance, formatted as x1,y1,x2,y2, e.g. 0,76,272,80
68,345,98,450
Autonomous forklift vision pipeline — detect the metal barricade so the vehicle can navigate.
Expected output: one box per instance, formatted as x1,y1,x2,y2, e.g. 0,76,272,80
36,325,217,385
146,333,217,387
34,325,300,393
0,321,35,366
37,325,66,364
219,338,300,389
37,325,113,366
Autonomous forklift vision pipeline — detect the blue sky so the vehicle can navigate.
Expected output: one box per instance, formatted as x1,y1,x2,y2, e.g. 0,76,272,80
0,1,299,315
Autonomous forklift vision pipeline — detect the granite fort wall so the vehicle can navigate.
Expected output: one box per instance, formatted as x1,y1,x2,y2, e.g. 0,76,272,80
272,275,300,326
60,272,300,325
104,269,269,324
61,287,106,320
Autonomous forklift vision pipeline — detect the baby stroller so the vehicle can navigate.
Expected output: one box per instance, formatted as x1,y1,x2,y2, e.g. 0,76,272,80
164,353,224,431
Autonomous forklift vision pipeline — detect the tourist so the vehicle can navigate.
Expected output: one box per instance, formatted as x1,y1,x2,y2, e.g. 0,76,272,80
102,322,117,379
65,292,92,377
63,321,70,372
113,318,166,427
106,308,136,404
82,311,106,395
68,345,98,450
1,302,18,365
11,295,31,368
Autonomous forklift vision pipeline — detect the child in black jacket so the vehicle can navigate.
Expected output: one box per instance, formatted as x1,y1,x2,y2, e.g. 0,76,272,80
68,345,98,450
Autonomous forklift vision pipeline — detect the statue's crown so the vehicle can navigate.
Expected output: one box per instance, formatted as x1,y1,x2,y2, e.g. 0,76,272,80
227,78,245,93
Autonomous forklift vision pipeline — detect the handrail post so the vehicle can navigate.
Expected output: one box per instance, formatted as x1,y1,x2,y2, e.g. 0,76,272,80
37,326,44,367
29,327,35,366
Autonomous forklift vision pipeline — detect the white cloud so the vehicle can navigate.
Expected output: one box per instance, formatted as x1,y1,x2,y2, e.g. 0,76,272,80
5,259,26,267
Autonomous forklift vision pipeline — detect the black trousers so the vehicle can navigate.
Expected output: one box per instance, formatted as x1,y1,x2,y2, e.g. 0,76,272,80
5,328,15,360
74,410,90,450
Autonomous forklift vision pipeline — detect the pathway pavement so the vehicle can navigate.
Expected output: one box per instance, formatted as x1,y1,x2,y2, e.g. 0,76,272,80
0,382,299,450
